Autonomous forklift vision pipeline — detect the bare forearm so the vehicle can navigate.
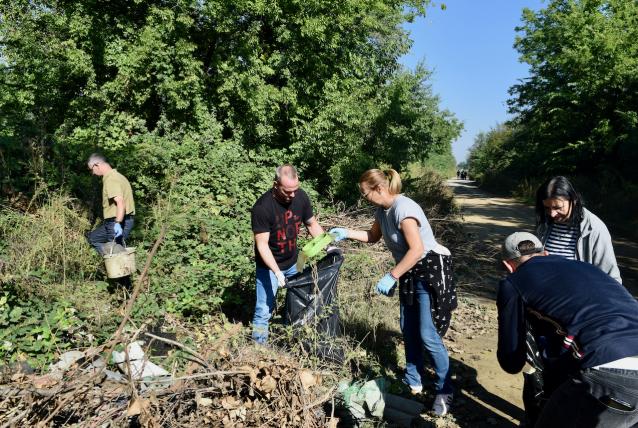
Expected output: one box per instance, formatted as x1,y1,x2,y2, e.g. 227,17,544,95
256,241,280,273
345,229,380,243
391,249,423,278
115,201,126,223
307,220,324,238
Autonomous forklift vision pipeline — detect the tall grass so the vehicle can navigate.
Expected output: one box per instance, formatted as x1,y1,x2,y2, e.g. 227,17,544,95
0,193,98,293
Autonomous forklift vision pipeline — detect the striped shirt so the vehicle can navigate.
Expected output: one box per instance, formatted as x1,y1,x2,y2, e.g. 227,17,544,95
545,222,579,260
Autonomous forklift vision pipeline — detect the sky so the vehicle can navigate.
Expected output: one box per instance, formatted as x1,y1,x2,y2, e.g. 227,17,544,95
400,1,546,163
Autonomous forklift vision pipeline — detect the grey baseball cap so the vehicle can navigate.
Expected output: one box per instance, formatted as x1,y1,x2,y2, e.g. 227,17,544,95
502,232,544,260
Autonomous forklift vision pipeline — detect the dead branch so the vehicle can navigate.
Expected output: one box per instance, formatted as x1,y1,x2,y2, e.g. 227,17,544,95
144,332,210,369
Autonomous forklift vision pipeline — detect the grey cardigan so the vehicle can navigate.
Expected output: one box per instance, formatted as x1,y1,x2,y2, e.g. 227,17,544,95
537,208,622,283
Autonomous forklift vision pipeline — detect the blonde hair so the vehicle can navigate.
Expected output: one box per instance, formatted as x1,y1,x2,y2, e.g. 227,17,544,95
359,168,402,195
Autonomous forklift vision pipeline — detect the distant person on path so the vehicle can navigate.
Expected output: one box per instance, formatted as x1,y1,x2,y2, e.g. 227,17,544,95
329,168,456,416
535,175,621,283
456,169,461,179
86,153,135,255
250,164,324,344
497,232,638,428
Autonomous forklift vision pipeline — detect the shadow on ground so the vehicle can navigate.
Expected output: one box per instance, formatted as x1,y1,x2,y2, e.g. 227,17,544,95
340,317,523,427
446,357,523,427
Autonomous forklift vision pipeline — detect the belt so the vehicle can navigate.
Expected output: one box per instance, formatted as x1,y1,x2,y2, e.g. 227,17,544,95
106,214,135,221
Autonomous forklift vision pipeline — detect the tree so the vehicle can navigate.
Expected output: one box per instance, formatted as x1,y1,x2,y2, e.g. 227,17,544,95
467,123,515,183
509,0,638,176
366,66,462,172
1,0,463,315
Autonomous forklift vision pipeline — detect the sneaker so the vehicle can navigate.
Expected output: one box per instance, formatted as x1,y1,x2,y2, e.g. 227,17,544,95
409,384,423,395
432,393,453,416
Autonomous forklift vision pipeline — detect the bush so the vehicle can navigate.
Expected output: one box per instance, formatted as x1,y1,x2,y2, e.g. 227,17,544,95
406,170,458,221
0,283,86,368
0,194,126,366
138,136,275,318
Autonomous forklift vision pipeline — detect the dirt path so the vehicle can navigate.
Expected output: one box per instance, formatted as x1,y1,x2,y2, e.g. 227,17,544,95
439,179,533,428
440,179,638,428
449,179,638,294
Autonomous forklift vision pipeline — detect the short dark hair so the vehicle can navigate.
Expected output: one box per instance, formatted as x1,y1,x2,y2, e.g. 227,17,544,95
535,176,584,226
517,240,542,256
507,240,544,263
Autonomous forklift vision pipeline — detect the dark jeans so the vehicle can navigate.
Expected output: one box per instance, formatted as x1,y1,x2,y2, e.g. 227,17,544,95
87,216,134,255
535,367,638,428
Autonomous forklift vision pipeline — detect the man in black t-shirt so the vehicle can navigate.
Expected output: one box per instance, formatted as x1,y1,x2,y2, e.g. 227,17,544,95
250,164,324,344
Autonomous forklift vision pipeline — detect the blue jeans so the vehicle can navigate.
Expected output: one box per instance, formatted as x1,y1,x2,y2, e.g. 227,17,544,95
400,278,453,394
252,263,298,344
87,216,135,255
535,367,638,427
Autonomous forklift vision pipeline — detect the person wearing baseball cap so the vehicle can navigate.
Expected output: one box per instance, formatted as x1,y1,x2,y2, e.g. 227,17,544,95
497,232,638,427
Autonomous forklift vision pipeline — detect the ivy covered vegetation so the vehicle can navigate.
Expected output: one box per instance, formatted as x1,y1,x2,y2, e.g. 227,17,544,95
467,0,638,226
0,0,461,365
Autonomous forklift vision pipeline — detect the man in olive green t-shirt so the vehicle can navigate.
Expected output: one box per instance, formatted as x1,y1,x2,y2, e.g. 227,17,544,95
86,153,136,255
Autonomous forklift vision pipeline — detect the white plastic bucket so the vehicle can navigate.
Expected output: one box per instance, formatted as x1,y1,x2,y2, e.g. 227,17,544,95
103,247,136,278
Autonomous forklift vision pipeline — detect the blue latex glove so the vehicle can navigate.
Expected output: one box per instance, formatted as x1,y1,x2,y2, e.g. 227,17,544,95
113,222,123,238
376,273,397,296
329,227,348,242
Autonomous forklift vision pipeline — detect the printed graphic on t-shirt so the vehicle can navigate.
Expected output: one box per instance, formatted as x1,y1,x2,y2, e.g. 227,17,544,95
273,209,303,256
251,189,313,269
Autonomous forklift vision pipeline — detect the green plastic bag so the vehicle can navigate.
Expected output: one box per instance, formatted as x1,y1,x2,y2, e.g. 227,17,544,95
296,232,335,271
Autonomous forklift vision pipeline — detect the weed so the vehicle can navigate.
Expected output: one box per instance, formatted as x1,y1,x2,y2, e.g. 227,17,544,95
0,193,97,292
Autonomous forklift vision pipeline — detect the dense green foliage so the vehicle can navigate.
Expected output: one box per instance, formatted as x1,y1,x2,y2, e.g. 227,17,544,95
414,150,458,179
466,123,516,189
467,0,638,223
0,1,461,364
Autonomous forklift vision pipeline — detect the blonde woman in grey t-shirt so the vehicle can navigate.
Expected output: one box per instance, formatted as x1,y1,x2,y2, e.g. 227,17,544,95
329,168,454,417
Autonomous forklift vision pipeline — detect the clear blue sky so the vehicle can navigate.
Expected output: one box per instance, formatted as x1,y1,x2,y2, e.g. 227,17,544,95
400,1,546,163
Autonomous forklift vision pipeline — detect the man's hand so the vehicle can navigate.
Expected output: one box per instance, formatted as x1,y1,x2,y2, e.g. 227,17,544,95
275,271,287,288
329,228,348,242
113,223,123,239
376,273,397,296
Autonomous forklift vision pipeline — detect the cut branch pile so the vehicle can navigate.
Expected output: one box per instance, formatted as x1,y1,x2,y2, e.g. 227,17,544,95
0,341,335,427
0,227,336,427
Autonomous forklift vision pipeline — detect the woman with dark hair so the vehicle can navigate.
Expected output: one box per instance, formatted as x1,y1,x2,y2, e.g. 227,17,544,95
329,168,456,416
535,175,621,283
524,176,623,426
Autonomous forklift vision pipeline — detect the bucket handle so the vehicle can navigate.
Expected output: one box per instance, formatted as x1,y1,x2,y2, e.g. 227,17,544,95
108,236,127,257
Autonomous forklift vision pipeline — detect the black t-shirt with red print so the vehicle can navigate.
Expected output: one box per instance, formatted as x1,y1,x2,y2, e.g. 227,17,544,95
251,188,313,270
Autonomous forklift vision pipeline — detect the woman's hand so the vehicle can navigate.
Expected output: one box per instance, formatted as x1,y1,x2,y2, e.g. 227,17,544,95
329,227,349,242
376,273,397,296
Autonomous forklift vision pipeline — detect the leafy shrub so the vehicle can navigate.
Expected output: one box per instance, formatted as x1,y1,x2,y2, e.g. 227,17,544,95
406,170,458,221
0,194,129,366
139,136,274,318
0,283,85,368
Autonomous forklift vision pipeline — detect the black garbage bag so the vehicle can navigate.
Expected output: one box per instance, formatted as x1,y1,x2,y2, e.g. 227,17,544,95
284,249,345,363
